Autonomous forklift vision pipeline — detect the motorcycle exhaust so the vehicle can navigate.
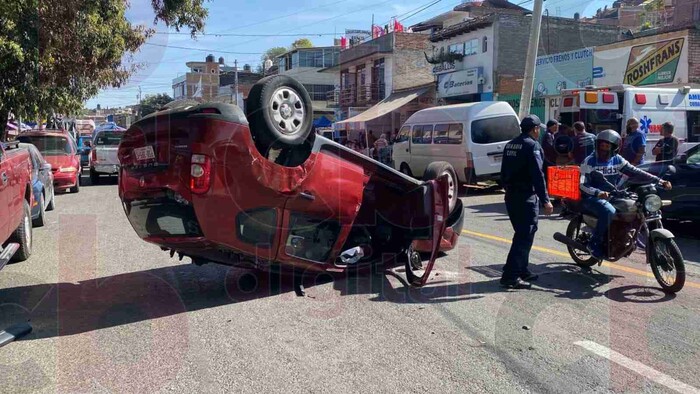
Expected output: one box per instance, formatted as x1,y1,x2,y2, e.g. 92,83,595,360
553,232,590,252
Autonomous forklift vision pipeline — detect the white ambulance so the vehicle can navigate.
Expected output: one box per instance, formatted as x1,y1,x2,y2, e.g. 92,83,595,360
558,84,700,160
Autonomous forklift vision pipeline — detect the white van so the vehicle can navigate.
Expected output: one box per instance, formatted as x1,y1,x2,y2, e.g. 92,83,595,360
558,85,700,160
392,101,520,185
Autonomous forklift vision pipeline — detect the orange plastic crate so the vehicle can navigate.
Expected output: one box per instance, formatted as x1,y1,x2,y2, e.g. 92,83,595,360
548,166,581,200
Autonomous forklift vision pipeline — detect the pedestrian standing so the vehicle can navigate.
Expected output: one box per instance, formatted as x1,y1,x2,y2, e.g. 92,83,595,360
499,115,554,289
621,117,647,165
652,122,679,162
542,119,559,167
571,121,596,165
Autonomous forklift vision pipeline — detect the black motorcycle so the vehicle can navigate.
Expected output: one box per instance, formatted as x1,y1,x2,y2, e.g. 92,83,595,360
554,169,685,293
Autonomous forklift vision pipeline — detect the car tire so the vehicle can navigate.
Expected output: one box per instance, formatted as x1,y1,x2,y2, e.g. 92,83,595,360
46,188,55,211
90,167,100,185
9,200,32,262
423,161,459,214
33,193,46,227
71,178,80,193
245,75,313,150
399,163,413,178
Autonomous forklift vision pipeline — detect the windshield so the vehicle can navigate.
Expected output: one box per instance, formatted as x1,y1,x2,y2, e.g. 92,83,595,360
19,135,72,156
95,131,124,146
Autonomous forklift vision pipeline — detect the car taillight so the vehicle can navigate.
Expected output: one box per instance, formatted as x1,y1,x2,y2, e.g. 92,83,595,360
466,151,474,168
190,154,211,194
91,148,97,163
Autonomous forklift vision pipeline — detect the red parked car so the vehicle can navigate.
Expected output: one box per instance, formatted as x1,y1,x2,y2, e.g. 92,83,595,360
117,76,464,286
18,131,81,193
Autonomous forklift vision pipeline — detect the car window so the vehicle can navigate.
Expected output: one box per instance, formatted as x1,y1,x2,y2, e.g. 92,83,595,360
95,131,124,146
470,116,520,144
396,126,411,143
412,125,432,144
687,148,700,165
18,135,72,156
236,209,277,247
434,123,463,145
284,213,340,262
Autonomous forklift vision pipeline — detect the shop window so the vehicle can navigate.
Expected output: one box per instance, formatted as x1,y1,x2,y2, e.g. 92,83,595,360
464,38,479,56
433,123,463,144
412,125,432,144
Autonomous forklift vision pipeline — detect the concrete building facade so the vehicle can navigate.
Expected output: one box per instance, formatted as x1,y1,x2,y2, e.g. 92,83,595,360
276,46,340,119
172,54,224,101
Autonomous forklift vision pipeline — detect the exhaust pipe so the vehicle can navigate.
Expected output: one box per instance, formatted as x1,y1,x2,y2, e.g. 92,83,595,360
553,232,589,252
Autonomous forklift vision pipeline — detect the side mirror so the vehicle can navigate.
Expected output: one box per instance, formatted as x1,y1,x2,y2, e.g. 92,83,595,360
664,165,677,176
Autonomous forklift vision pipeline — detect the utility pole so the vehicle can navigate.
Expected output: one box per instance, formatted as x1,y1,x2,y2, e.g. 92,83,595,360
234,59,239,107
518,0,544,119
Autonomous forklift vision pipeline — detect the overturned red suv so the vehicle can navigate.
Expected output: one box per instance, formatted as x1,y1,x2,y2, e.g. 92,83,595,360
117,76,464,286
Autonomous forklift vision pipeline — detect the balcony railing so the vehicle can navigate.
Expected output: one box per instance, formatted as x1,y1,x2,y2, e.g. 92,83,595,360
328,83,387,107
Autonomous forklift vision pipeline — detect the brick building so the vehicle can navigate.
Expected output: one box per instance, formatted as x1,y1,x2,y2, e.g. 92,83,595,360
414,1,621,118
217,64,264,111
172,54,223,101
326,32,436,138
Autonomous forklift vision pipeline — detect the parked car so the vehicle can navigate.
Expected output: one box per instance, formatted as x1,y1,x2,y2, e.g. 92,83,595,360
17,131,81,193
0,141,34,270
638,144,700,221
392,101,521,187
19,143,55,227
117,76,464,286
89,123,125,184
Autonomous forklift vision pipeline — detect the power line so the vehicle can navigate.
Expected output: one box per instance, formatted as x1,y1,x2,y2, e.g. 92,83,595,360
400,0,443,22
153,32,340,37
143,43,263,55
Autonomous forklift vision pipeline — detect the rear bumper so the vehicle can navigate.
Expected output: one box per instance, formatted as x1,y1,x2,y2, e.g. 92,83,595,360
53,172,78,190
463,167,500,184
92,164,120,174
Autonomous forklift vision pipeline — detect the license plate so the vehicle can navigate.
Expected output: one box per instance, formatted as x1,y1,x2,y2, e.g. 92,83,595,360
133,146,155,161
492,154,502,163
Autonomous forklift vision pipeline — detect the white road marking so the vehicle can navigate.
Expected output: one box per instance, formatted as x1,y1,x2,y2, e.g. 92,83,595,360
575,340,700,394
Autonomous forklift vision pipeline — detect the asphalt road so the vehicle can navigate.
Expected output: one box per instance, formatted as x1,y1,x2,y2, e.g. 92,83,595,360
1,177,699,393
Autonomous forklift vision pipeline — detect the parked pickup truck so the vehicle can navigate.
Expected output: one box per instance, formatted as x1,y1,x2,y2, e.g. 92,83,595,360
0,141,34,271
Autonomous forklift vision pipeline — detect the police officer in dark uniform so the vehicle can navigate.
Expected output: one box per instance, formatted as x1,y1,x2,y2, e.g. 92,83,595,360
500,115,554,289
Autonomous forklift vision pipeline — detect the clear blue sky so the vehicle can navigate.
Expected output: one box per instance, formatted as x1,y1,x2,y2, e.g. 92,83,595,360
85,0,614,109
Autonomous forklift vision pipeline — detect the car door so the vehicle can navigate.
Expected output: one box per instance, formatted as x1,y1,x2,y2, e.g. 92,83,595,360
0,146,10,239
392,125,412,173
276,150,369,267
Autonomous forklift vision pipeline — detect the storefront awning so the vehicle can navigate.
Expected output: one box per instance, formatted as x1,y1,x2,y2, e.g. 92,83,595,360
334,86,428,131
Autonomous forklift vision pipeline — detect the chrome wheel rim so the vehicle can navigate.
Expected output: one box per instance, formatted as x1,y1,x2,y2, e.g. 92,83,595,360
269,87,305,136
24,212,31,248
440,169,457,212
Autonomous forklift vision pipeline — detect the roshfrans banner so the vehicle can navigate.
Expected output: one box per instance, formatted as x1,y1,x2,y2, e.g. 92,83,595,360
624,38,684,86
593,32,689,87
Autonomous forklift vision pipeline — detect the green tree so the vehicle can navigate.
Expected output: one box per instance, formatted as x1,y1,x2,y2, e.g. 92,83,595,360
0,0,208,140
262,46,288,62
139,93,174,117
291,38,313,49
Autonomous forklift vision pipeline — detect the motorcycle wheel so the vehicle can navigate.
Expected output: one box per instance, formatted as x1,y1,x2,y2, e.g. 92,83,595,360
649,238,685,293
566,217,598,267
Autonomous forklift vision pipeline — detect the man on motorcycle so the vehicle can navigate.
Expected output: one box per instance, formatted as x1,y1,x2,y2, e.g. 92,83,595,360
579,130,672,260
